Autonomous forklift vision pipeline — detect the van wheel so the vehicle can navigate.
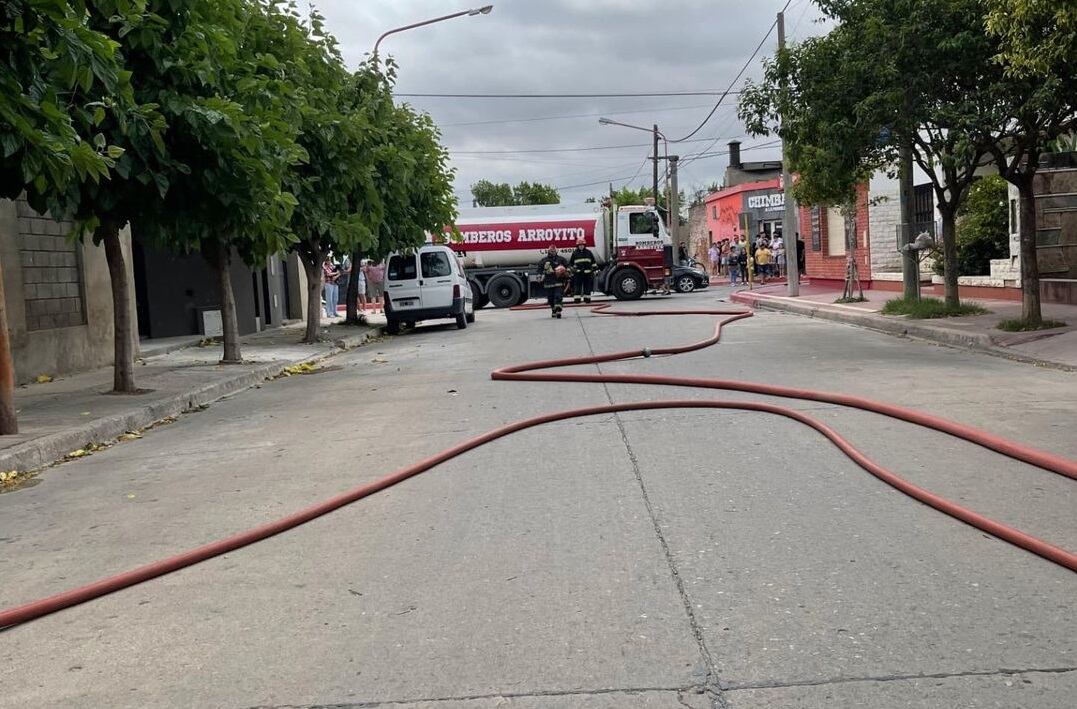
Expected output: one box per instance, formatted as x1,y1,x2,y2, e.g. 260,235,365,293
456,311,468,329
487,275,522,308
385,317,401,335
611,269,645,301
466,309,476,324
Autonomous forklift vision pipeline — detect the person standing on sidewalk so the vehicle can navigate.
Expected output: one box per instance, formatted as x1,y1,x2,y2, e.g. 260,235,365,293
322,255,340,319
728,241,741,286
365,259,385,313
755,241,772,284
708,242,720,277
537,244,570,318
569,236,597,304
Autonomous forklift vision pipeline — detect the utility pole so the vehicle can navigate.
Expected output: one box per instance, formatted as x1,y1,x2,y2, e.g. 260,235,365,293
0,259,17,434
777,10,800,296
652,124,659,207
669,155,680,246
898,144,919,300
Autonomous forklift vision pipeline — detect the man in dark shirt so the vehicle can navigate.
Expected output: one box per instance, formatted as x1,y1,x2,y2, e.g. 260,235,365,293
568,237,597,304
536,245,570,318
796,233,806,275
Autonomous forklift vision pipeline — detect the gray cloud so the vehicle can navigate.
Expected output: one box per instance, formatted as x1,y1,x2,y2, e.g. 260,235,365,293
306,0,830,203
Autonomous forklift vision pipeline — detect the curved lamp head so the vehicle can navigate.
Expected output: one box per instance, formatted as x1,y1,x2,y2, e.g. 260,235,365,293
469,5,494,15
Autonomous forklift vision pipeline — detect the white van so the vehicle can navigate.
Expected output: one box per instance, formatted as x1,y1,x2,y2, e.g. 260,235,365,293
383,244,475,335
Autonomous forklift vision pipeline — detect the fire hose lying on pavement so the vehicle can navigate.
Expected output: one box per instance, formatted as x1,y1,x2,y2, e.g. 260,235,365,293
1,303,1074,630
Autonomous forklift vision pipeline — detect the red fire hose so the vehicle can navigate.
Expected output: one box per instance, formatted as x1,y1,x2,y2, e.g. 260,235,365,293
1,302,1073,630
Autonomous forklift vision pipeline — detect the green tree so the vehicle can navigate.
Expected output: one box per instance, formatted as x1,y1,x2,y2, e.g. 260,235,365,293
933,175,1010,276
986,0,1077,78
343,66,456,325
1,0,141,430
131,0,307,363
470,180,559,206
983,0,1077,324
739,0,998,309
470,179,514,206
512,181,560,205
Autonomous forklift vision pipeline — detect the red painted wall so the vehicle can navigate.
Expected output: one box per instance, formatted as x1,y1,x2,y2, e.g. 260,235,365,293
704,178,781,244
800,183,872,283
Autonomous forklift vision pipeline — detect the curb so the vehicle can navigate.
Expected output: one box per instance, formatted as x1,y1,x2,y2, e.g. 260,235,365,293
0,328,377,475
731,291,1074,371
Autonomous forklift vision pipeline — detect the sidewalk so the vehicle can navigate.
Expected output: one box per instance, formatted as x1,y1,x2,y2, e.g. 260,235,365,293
730,282,1077,369
1,318,378,476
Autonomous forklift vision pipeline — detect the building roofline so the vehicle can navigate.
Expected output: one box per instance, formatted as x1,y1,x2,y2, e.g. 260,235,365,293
704,177,782,204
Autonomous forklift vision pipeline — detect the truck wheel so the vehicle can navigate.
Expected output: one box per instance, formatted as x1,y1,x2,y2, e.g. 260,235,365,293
611,269,645,301
385,317,401,335
470,282,488,309
487,275,522,308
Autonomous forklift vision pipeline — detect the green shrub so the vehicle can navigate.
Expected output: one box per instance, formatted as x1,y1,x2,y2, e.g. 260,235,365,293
996,318,1066,332
881,296,988,319
931,175,1010,276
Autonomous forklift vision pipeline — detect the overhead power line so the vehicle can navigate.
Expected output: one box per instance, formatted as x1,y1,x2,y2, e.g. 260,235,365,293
449,135,736,155
669,0,792,143
396,90,746,99
438,101,732,128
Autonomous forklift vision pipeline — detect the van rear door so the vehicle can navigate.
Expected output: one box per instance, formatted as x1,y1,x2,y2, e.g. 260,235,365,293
419,248,455,311
386,253,422,312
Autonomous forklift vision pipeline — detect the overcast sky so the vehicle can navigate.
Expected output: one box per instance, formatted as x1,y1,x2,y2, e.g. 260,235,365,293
305,0,831,205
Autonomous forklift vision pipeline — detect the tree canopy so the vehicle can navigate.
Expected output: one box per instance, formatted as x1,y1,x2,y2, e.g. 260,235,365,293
470,180,560,206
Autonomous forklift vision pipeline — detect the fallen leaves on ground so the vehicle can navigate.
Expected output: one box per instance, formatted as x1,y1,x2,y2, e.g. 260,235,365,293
35,374,53,384
281,362,318,376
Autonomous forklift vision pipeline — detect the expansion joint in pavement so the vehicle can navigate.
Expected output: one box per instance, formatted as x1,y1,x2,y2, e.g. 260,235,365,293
573,315,726,709
718,665,1077,692
244,684,706,708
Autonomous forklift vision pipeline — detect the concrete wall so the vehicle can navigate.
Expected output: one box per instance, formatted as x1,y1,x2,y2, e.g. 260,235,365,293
687,204,709,263
1,198,136,383
132,243,291,338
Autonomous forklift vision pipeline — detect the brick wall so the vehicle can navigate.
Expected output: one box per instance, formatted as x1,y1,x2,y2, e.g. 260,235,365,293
800,183,872,282
15,201,86,330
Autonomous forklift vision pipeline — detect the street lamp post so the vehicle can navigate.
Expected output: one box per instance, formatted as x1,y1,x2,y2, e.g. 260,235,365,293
373,5,493,57
598,117,667,221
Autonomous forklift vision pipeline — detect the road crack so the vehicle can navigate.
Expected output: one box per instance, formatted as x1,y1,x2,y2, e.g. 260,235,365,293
573,314,726,709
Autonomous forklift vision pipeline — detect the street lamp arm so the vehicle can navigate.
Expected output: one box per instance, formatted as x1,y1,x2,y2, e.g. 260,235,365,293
373,6,493,57
598,117,666,139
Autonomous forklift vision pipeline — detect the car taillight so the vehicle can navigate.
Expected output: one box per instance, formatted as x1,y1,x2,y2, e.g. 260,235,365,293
453,284,461,298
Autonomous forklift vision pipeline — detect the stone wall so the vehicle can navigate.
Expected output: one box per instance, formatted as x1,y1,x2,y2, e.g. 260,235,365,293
867,173,903,274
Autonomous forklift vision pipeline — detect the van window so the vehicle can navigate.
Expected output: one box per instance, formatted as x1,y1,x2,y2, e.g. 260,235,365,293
629,212,657,235
387,254,417,281
420,251,453,278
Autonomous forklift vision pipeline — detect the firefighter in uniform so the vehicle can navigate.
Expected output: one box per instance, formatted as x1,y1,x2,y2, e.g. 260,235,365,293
537,244,570,318
568,236,597,303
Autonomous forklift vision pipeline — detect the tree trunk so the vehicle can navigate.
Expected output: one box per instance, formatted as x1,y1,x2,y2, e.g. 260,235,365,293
0,259,18,434
939,207,960,309
300,252,324,344
1016,178,1042,324
345,248,362,324
214,245,242,363
100,221,137,393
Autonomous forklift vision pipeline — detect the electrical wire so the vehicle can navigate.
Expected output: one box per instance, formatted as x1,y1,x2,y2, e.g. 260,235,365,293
449,135,730,156
668,0,793,144
437,102,722,128
395,90,746,99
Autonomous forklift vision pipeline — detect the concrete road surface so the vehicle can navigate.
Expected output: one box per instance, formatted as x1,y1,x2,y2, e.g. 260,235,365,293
1,287,1074,708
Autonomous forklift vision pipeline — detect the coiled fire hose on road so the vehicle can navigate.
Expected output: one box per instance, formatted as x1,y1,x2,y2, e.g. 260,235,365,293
1,303,1074,630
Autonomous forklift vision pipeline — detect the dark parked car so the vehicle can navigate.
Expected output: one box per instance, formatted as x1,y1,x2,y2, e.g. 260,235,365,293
672,263,709,293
